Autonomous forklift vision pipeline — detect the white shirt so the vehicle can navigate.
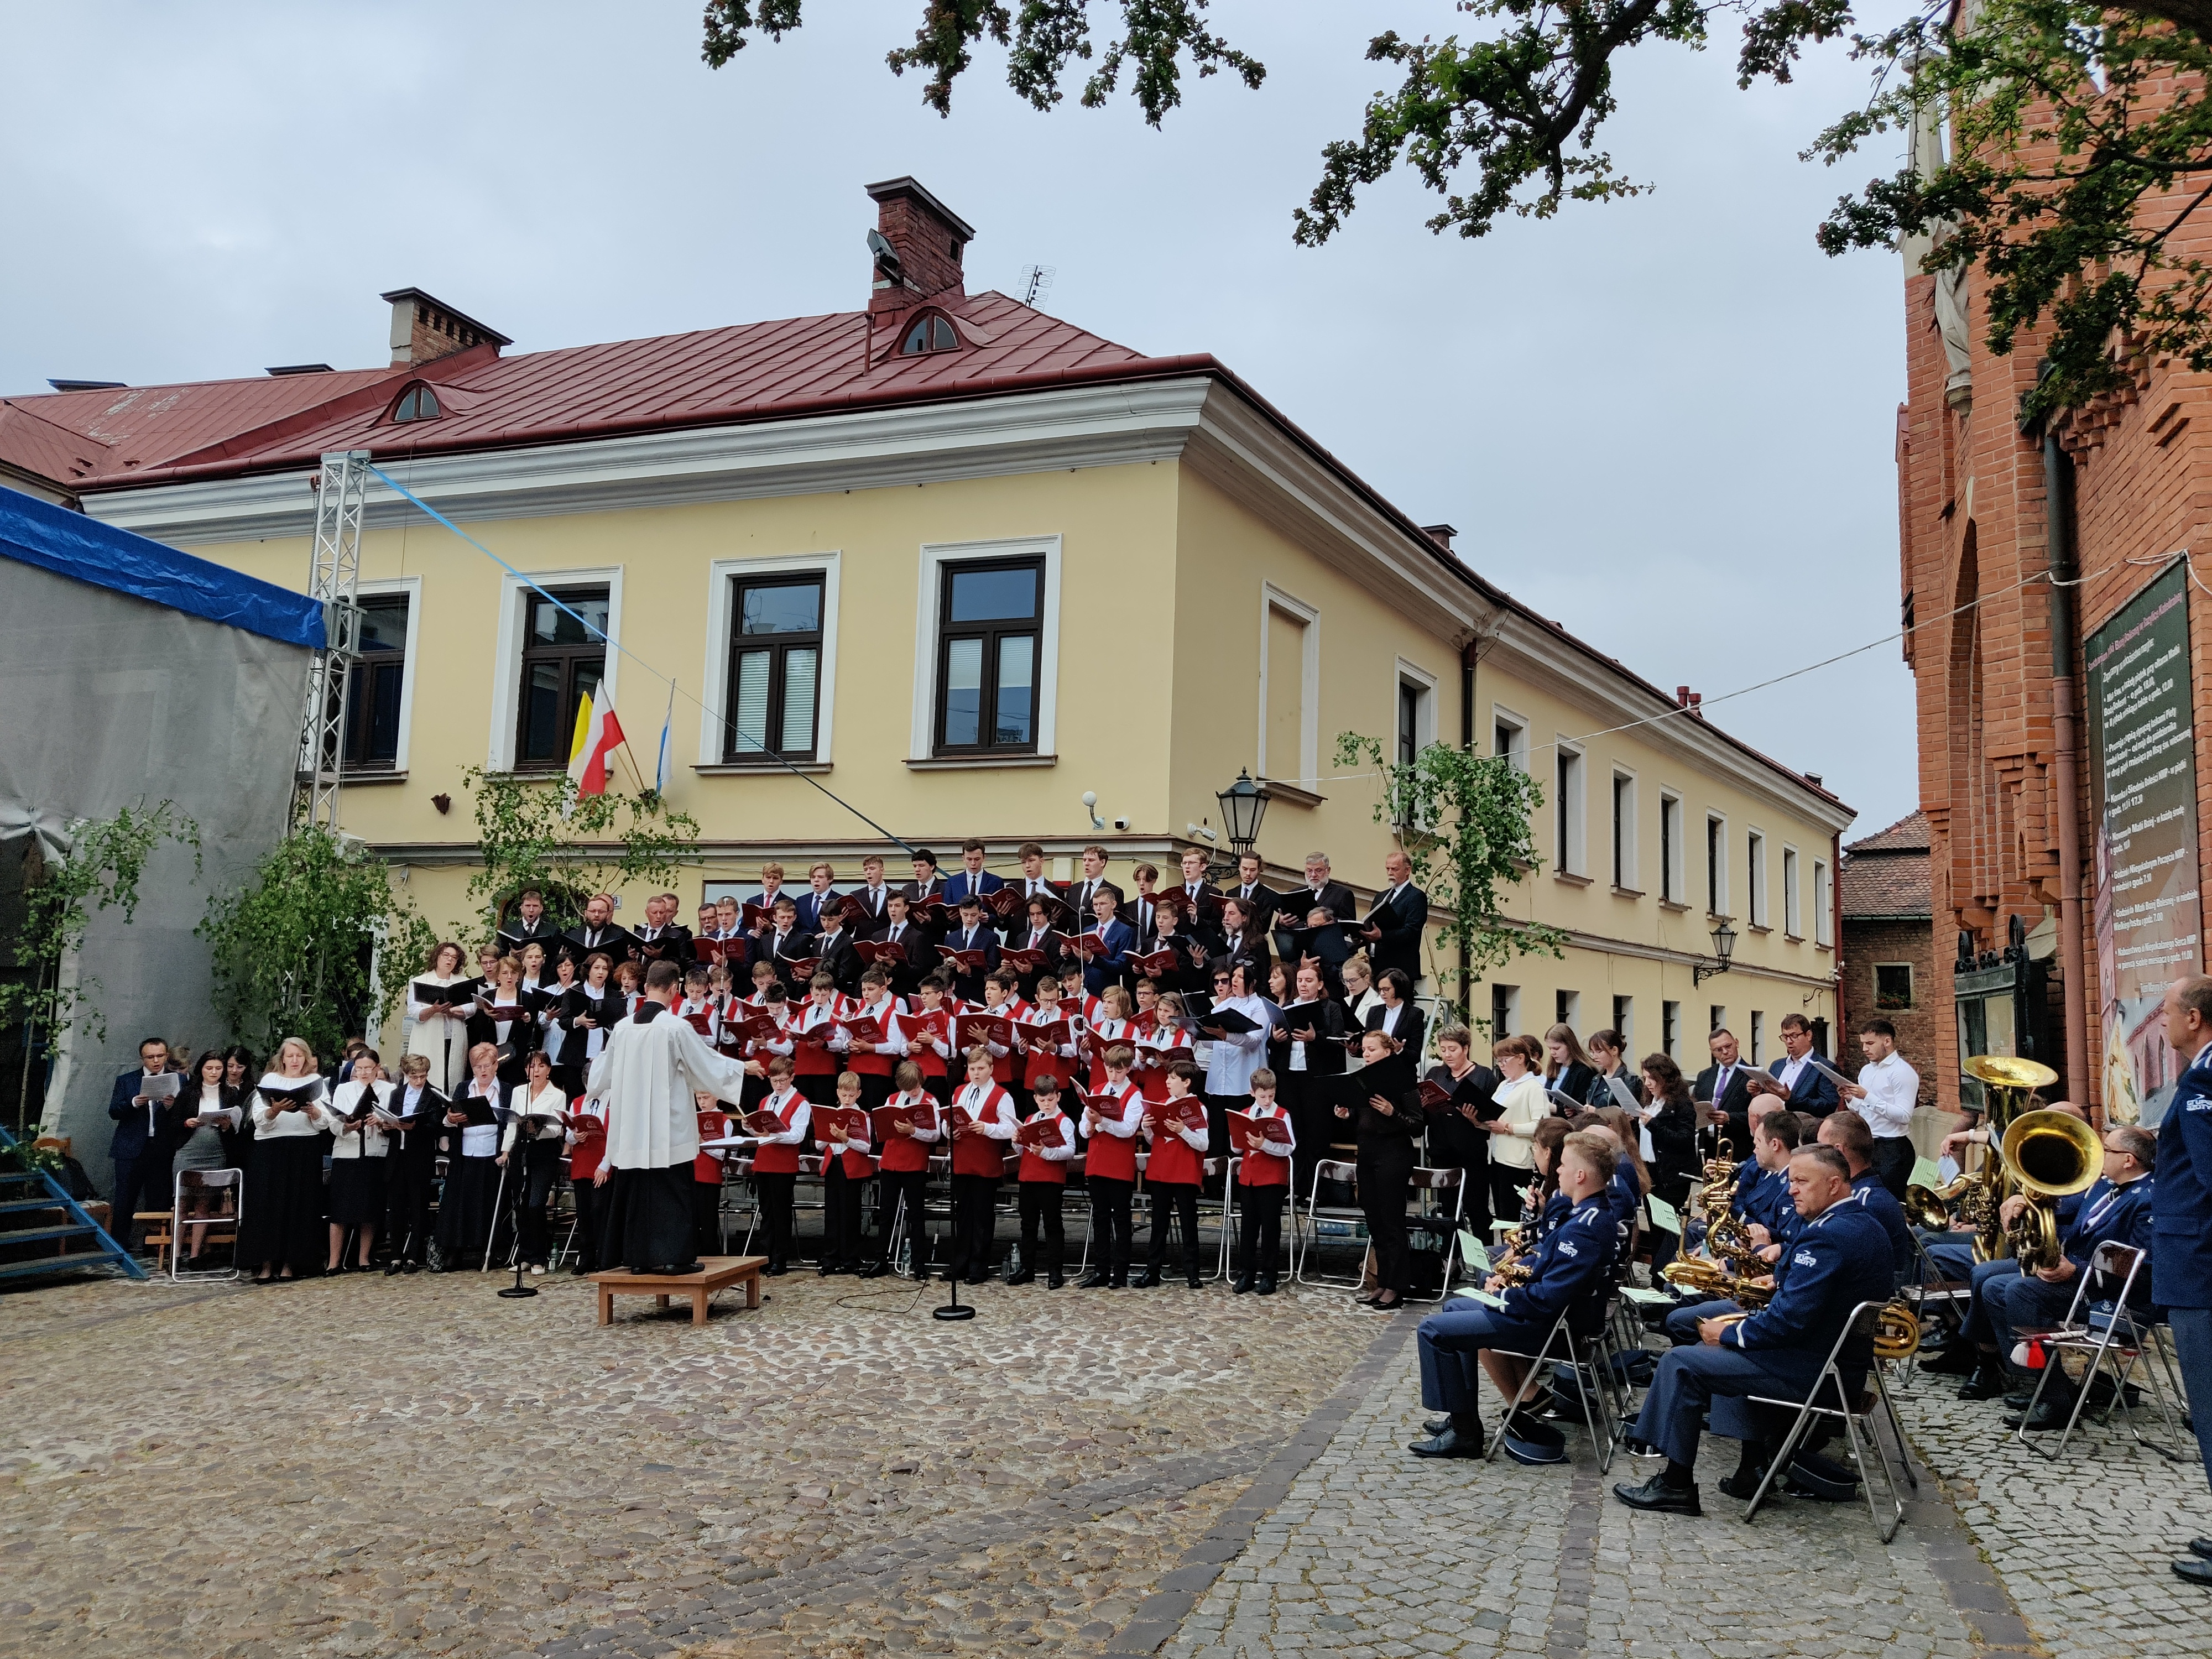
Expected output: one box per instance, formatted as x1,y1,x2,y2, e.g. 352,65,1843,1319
502,1081,569,1151
250,1073,333,1140
1776,1052,1811,1093
1848,1050,1921,1139
329,1079,395,1158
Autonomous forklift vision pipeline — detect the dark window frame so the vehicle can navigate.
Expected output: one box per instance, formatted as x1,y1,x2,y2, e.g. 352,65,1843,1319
513,585,609,773
340,593,410,773
899,312,961,356
722,573,826,763
932,556,1045,757
390,383,441,423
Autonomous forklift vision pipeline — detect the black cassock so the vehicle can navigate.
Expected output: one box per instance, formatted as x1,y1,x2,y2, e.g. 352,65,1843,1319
601,1165,697,1271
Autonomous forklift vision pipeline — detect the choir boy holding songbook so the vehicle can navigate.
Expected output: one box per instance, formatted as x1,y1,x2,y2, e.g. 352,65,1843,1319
868,1061,939,1278
1008,1074,1076,1287
904,976,959,1103
1138,1062,1211,1289
742,1055,810,1274
816,1070,875,1275
1228,1070,1298,1295
940,896,999,1003
841,967,907,1108
1079,1046,1145,1288
945,1046,1018,1284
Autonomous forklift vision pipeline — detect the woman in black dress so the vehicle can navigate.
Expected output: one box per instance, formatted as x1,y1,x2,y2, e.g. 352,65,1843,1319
325,1050,395,1272
1364,968,1427,1064
237,1038,336,1282
167,1051,243,1262
1636,1052,1702,1274
1268,961,1347,1198
433,1042,504,1270
1419,1024,1496,1231
1334,1026,1421,1311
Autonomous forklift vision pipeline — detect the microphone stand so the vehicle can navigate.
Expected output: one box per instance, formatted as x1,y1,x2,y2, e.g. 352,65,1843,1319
491,1104,538,1298
933,1142,974,1322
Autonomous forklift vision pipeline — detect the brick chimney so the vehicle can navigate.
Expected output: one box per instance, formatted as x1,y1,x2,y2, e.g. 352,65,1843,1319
381,288,512,368
864,178,973,316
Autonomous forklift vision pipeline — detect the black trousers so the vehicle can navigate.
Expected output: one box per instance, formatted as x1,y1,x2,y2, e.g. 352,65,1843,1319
1146,1181,1202,1277
515,1139,564,1265
949,1172,999,1279
1202,1091,1247,1160
1088,1175,1135,1283
385,1149,437,1262
1871,1135,1916,1201
1360,1151,1414,1296
108,1152,165,1245
823,1162,868,1267
858,1073,893,1111
1018,1181,1065,1276
601,1163,694,1272
1237,1183,1288,1279
1489,1164,1532,1235
1281,1073,1334,1199
877,1166,931,1269
752,1171,796,1266
570,1175,604,1273
692,1176,724,1258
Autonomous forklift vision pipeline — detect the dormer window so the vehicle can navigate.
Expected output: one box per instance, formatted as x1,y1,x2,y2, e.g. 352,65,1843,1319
390,384,441,422
900,314,959,356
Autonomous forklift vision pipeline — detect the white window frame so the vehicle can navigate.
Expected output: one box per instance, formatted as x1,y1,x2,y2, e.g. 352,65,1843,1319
1256,583,1320,786
1491,703,1529,772
1747,830,1769,927
1782,844,1803,938
1610,769,1639,890
1662,999,1682,1062
1554,741,1587,875
1749,1010,1765,1065
1705,812,1729,916
700,551,843,767
487,564,624,773
1813,855,1833,946
1490,983,1521,1039
1395,658,1440,753
1556,988,1580,1030
909,534,1063,762
1612,994,1634,1051
1659,790,1686,904
351,575,422,774
1709,1005,1727,1040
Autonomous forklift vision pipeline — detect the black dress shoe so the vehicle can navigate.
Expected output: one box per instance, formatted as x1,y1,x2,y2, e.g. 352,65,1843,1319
1408,1425,1485,1459
817,1262,836,1277
1004,1267,1036,1286
383,1260,405,1277
858,1261,890,1279
1133,1267,1162,1288
1613,1473,1702,1515
402,1260,421,1274
2002,1386,2037,1410
1186,1274,1204,1289
1716,1464,1770,1501
1077,1271,1109,1288
1047,1274,1065,1289
1957,1359,2011,1401
1921,1340,1979,1376
2004,1394,2077,1432
2190,1537,2212,1561
1256,1274,1276,1296
1232,1274,1255,1296
2172,1557,2212,1588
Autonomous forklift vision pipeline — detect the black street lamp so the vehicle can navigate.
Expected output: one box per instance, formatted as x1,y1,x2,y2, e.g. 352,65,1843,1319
1216,769,1269,858
1694,919,1738,986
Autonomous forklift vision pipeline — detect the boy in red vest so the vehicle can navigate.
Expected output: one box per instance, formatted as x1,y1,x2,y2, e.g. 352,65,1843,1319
1139,1061,1210,1289
867,1060,938,1279
946,1045,1016,1284
693,1091,731,1259
818,1070,874,1275
748,1055,810,1275
1008,1073,1076,1287
1232,1067,1298,1296
1078,1045,1144,1288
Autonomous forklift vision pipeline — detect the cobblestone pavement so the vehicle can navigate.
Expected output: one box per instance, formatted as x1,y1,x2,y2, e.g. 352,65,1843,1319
0,1266,1384,1659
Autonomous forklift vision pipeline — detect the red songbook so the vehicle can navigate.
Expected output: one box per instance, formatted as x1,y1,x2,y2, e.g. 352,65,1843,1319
1417,1079,1454,1109
814,1105,864,1144
1000,939,1061,972
776,954,821,979
958,1013,1015,1050
1185,891,1227,919
1083,1092,1135,1120
740,900,776,931
870,1099,939,1139
982,888,1028,917
1016,1114,1067,1150
903,1008,952,1046
838,1014,886,1045
1225,1109,1282,1156
693,937,732,964
855,939,909,966
943,1101,976,1135
1124,947,1181,978
908,894,949,921
940,947,993,972
722,1010,784,1047
680,1008,716,1038
738,1108,787,1136
1146,1094,1208,1134
1072,931,1117,958
1139,1042,1194,1068
1021,1018,1077,1050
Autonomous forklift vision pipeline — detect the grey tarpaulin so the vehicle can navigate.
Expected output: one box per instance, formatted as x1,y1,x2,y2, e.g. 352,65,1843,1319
0,487,309,1194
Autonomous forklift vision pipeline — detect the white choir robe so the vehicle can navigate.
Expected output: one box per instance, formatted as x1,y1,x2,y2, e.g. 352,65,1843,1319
586,1005,753,1271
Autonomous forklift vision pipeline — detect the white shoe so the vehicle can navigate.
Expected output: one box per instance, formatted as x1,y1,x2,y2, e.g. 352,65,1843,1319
530,1265,545,1276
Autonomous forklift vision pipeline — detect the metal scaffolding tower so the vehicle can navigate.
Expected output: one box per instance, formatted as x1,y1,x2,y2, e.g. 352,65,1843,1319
295,449,371,832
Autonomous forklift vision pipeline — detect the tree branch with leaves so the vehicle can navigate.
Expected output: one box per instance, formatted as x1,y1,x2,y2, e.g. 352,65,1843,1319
463,769,703,932
1335,730,1563,1023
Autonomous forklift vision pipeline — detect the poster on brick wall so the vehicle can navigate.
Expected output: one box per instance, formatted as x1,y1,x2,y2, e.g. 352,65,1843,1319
2085,558,2200,1125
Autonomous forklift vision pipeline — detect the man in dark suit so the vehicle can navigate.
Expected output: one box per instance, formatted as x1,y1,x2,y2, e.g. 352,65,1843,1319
107,1037,177,1251
1361,849,1428,985
942,839,1004,913
903,849,952,941
869,889,938,998
497,886,564,955
1694,1027,1758,1157
628,893,692,971
808,902,866,997
1290,852,1360,932
561,893,636,969
1070,845,1124,927
1004,842,1069,940
939,896,1001,1003
792,863,842,936
1173,847,1222,924
846,854,898,936
1227,853,1281,934
749,896,818,994
2150,977,2212,1586
1764,1013,1840,1118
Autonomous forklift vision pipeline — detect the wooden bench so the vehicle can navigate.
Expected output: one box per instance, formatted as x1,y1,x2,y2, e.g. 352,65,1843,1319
589,1255,766,1327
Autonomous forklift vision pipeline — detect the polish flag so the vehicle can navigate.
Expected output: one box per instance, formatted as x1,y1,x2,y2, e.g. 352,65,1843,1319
566,690,625,804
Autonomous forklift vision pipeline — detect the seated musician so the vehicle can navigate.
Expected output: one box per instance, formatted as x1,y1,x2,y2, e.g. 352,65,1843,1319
1942,1124,2156,1422
1815,1111,1915,1286
1406,1130,1620,1463
1614,1144,1894,1514
1661,1106,1803,1344
1922,1102,2095,1286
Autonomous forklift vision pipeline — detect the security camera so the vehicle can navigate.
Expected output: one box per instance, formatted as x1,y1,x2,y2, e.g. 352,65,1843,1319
1113,816,1130,832
1186,823,1217,843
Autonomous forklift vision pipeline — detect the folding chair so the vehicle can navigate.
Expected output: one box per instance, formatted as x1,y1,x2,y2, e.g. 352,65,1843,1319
1898,1230,1974,1359
2012,1241,2192,1463
1291,1158,1366,1287
1403,1166,1466,1303
169,1169,241,1282
1468,1295,1621,1472
1741,1300,1918,1542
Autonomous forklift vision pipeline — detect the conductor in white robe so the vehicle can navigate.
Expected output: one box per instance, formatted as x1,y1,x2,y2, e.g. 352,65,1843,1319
589,960,751,1273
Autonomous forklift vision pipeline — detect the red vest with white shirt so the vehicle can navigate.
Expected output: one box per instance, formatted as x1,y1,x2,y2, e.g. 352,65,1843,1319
751,1090,806,1175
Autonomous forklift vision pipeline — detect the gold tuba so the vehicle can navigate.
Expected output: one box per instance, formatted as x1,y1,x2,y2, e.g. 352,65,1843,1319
1999,1108,2103,1274
1961,1055,2061,1262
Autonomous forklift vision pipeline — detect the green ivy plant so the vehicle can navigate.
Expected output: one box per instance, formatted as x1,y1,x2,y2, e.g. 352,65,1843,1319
199,827,440,1062
0,802,201,1063
1335,731,1563,1027
462,769,703,933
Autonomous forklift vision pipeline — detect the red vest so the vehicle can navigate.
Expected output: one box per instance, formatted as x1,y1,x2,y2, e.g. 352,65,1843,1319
908,1002,957,1078
693,1109,728,1183
1018,1110,1073,1185
1236,1102,1293,1188
876,1092,935,1174
1083,1083,1142,1182
565,1097,606,1181
751,1091,806,1175
791,1004,841,1076
950,1083,1012,1178
828,1108,876,1179
1146,1097,1205,1187
846,999,900,1077
1021,1008,1078,1091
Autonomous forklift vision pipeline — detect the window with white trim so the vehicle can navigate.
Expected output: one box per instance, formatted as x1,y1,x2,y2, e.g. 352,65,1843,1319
1556,989,1580,1029
1705,813,1728,915
1491,983,1520,1040
724,574,824,763
1258,587,1318,788
340,580,420,773
1555,744,1586,875
1612,995,1634,1050
1747,830,1768,927
515,586,608,772
1813,855,1833,946
1611,771,1637,889
1663,1000,1682,1061
909,536,1062,763
1491,707,1528,771
1659,791,1684,903
1783,845,1802,937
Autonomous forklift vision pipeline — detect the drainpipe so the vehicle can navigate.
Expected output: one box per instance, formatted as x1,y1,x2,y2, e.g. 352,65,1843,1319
2043,422,2092,1108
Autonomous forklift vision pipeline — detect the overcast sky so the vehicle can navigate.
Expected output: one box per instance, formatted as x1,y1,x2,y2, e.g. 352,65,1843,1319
2,2,1918,837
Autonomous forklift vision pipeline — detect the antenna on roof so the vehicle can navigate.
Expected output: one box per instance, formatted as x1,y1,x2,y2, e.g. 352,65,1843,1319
1018,264,1056,308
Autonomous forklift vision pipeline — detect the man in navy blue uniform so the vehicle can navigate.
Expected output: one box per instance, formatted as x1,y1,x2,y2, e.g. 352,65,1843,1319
2153,977,2212,1588
1615,1143,1893,1514
106,1036,178,1253
1818,1111,1916,1285
1406,1130,1621,1462
1661,1108,1803,1344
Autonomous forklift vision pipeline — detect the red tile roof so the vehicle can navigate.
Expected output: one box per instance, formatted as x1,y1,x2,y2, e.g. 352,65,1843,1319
0,293,1203,488
1845,810,1929,855
1840,810,1930,918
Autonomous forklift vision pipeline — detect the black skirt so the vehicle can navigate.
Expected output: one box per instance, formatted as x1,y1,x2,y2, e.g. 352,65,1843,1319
435,1156,500,1262
237,1135,326,1272
327,1157,389,1226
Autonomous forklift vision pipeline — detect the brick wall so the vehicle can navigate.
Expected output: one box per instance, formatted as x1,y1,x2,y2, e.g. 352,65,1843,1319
1839,916,1940,1108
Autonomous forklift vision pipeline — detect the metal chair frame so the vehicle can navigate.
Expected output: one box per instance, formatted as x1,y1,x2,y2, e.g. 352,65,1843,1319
1472,1297,1621,1473
1292,1158,1369,1287
2012,1241,2193,1463
1403,1166,1468,1303
1741,1299,1918,1542
168,1168,243,1282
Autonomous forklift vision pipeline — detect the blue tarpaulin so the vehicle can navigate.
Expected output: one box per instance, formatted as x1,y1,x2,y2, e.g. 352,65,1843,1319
0,482,325,649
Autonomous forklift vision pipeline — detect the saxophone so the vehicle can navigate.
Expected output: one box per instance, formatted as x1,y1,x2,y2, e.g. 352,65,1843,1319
1660,1147,1775,1308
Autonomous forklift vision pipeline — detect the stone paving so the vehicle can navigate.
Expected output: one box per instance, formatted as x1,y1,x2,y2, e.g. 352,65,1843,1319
6,1264,2209,1659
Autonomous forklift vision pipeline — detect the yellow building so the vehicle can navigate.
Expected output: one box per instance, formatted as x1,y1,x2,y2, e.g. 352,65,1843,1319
32,178,1851,1062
